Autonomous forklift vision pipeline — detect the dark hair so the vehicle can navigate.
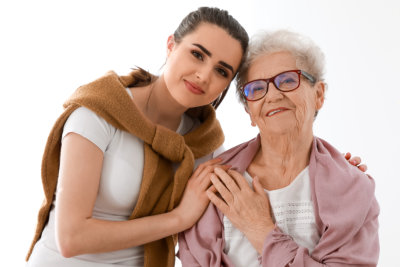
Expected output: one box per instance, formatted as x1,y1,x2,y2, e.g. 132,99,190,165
174,7,249,109
174,7,248,56
131,7,248,110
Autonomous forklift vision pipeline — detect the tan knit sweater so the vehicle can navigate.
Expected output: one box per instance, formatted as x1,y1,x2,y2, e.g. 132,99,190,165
26,70,224,267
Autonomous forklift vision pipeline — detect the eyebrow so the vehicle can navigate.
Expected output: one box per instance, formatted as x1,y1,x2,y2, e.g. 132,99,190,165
193,43,234,74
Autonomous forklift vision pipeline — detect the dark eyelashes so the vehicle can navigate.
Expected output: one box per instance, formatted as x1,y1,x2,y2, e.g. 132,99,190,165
191,50,203,60
216,68,228,77
191,49,228,78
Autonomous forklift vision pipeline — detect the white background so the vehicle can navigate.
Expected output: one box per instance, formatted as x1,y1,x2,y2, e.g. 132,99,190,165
1,0,399,266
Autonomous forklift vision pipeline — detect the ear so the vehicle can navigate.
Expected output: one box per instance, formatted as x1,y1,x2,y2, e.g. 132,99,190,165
314,81,325,110
167,35,175,56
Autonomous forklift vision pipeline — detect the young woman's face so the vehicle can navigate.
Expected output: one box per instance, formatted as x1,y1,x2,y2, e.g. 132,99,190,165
163,23,243,108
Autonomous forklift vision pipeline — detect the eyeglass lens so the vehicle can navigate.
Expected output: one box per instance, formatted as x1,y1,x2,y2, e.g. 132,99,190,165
243,71,300,100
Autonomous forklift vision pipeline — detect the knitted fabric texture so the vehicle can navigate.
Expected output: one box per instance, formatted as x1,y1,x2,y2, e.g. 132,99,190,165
26,70,224,267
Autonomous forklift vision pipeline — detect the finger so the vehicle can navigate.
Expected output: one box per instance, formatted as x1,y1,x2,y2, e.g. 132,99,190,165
192,158,222,177
193,165,217,183
214,167,240,194
219,164,232,171
349,156,361,166
227,169,250,190
252,176,266,196
199,164,231,180
358,164,368,172
208,184,217,193
194,163,233,191
199,172,213,189
210,173,234,204
207,190,229,214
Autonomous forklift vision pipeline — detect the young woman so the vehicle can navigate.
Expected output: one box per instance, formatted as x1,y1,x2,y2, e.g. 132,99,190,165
26,7,248,267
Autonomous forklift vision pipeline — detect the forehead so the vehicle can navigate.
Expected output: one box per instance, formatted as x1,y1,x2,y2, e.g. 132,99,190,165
180,23,243,71
247,51,297,80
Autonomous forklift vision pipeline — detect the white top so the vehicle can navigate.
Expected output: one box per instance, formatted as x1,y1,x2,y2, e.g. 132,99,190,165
224,167,320,267
28,92,214,266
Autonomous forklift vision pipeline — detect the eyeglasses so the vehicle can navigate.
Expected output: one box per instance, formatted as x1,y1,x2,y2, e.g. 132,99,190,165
241,70,316,101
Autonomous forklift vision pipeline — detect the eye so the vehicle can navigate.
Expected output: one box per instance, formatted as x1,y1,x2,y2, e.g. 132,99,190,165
191,50,203,61
252,85,265,91
281,77,296,84
216,67,228,77
276,72,299,88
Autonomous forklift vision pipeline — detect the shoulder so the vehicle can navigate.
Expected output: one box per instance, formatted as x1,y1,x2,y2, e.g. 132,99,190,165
310,137,372,181
311,137,377,216
62,107,116,152
219,136,260,162
65,107,115,131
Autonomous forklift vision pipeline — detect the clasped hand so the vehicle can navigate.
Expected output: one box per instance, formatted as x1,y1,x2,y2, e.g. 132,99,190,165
207,167,275,253
174,158,230,229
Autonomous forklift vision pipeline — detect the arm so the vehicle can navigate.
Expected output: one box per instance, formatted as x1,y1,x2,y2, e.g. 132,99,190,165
56,133,221,257
260,198,379,266
178,202,236,267
177,163,234,267
209,168,379,267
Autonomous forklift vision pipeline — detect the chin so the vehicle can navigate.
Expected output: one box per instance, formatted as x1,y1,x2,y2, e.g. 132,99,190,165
265,118,290,128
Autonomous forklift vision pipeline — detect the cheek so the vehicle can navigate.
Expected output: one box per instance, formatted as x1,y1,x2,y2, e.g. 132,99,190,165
163,59,182,89
248,103,263,122
164,52,183,78
294,95,315,123
163,61,174,83
162,70,174,96
207,78,230,101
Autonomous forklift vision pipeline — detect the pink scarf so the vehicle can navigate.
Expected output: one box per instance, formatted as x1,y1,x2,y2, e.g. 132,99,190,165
178,135,379,266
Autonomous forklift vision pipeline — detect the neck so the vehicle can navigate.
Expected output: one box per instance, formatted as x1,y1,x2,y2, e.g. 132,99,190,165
131,75,187,131
251,129,313,190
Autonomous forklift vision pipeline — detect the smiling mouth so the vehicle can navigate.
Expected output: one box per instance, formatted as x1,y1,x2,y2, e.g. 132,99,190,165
266,108,288,117
184,80,205,95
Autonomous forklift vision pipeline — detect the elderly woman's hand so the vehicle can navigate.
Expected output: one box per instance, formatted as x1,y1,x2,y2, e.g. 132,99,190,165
207,167,275,253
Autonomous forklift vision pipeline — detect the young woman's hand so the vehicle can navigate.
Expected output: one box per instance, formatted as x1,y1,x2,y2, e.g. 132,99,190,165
174,158,230,229
344,152,367,172
207,167,274,253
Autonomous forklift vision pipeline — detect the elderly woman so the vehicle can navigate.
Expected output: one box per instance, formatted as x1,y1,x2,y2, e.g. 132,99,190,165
178,30,379,266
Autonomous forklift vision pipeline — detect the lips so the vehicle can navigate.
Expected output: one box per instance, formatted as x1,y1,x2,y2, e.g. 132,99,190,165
184,80,205,95
266,107,289,117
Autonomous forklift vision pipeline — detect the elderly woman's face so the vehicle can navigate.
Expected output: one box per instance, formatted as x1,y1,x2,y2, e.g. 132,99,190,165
246,51,325,136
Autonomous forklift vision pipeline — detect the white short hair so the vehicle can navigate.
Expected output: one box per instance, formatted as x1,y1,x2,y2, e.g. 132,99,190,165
236,29,326,105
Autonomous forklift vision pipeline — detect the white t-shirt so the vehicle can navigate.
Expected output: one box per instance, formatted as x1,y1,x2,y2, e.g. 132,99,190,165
224,167,320,266
28,98,214,266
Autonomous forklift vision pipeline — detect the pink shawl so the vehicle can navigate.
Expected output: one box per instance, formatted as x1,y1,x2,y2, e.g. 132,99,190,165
178,136,380,266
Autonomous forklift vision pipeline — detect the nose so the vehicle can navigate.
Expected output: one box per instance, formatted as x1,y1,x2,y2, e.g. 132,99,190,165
264,82,284,102
195,65,212,85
